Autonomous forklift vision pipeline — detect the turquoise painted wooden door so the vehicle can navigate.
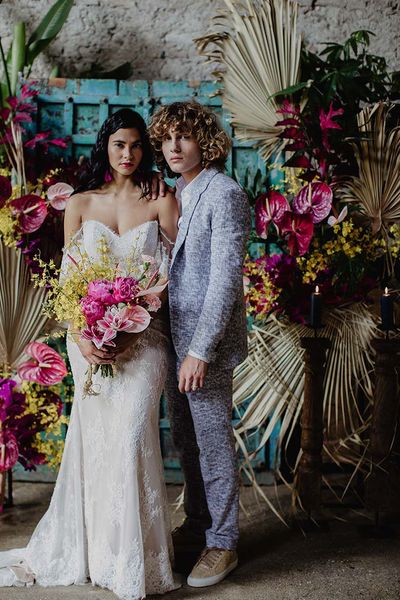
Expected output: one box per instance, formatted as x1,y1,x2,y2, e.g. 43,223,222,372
14,78,276,484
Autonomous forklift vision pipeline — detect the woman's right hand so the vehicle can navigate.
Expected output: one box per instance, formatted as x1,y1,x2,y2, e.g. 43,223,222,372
76,337,116,365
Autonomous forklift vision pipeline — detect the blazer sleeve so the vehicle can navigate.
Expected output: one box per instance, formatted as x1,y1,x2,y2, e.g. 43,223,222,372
188,187,251,362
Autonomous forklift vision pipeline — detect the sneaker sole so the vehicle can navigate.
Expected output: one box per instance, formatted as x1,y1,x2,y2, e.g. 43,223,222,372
187,557,238,588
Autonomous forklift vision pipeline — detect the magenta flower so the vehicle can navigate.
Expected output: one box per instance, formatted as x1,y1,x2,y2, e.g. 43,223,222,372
11,194,48,233
319,102,344,150
0,378,17,421
0,430,19,472
87,280,115,304
279,211,314,256
17,342,68,386
293,182,333,223
255,190,290,238
47,182,74,210
0,175,12,208
113,277,140,303
276,100,300,116
80,296,106,325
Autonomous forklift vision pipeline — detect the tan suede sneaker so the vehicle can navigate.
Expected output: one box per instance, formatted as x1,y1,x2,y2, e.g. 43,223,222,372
187,547,238,588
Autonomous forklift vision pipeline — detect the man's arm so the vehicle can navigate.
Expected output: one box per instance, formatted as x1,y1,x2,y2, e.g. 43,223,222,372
178,187,250,392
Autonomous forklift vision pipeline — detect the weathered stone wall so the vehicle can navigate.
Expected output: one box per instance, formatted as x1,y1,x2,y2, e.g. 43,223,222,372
0,0,399,81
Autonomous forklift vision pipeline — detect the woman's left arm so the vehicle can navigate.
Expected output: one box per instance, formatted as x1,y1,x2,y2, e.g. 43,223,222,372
157,191,179,249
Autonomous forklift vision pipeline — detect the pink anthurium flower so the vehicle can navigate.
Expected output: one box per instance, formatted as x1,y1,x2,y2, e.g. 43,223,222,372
279,211,314,256
120,305,151,333
18,342,68,386
255,190,290,238
11,194,48,233
293,182,333,224
328,205,348,226
0,175,12,208
47,182,74,210
0,430,19,472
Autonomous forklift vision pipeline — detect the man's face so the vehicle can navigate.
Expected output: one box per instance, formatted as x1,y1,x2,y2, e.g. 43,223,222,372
161,128,203,182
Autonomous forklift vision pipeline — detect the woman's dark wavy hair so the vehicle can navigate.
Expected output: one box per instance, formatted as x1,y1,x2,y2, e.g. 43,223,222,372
74,108,153,196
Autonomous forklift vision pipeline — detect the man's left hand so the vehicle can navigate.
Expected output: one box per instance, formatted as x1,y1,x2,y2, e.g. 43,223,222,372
178,355,208,393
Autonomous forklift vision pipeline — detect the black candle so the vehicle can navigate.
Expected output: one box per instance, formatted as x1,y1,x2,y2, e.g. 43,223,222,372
380,287,394,331
310,285,322,328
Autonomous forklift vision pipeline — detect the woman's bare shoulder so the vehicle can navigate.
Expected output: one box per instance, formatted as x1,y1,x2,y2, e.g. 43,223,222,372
66,190,98,213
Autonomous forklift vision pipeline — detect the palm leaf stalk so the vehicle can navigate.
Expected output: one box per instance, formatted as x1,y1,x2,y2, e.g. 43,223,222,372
196,0,302,162
338,102,400,239
232,305,378,506
0,243,48,372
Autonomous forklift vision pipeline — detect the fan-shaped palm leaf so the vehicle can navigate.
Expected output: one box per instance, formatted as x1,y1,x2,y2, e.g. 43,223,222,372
338,102,400,236
196,0,302,161
233,305,377,494
0,242,48,370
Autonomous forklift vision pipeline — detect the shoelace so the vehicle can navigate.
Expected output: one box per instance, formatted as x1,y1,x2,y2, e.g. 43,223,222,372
198,548,226,569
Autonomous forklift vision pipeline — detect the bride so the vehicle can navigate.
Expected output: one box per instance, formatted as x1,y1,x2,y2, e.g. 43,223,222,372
0,108,180,599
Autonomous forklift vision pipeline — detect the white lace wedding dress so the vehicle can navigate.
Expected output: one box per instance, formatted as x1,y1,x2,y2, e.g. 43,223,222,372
0,220,180,600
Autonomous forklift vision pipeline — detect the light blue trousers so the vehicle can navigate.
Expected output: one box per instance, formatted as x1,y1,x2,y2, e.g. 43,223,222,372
165,352,239,550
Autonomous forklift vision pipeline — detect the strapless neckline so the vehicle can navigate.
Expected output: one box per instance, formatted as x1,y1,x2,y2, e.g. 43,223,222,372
82,219,158,239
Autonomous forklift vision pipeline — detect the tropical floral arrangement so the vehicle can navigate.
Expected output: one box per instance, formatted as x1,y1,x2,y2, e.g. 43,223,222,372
0,341,68,509
0,82,74,267
34,235,168,382
198,0,400,511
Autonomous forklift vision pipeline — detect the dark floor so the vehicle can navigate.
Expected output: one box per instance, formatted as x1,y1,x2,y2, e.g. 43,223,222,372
0,481,399,600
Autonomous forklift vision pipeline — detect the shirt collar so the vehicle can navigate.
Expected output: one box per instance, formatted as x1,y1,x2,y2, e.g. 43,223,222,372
176,168,207,199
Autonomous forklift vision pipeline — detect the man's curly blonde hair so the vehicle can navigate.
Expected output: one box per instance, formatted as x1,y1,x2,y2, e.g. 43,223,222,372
148,101,231,176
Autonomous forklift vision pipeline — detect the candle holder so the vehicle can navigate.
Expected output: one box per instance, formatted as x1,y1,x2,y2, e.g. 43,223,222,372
365,337,400,528
294,336,331,518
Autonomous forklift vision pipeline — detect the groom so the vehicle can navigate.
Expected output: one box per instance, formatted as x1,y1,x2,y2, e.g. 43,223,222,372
149,101,250,588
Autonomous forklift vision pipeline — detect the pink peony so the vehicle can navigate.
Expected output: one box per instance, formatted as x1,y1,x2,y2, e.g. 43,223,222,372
87,280,115,304
18,342,68,386
47,182,74,210
80,296,106,326
113,277,139,303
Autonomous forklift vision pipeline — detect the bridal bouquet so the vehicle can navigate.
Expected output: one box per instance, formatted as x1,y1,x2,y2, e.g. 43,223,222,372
33,236,168,383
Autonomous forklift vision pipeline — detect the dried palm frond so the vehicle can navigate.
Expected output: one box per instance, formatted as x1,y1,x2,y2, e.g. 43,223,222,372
338,102,400,237
195,0,302,161
233,305,378,498
0,242,48,370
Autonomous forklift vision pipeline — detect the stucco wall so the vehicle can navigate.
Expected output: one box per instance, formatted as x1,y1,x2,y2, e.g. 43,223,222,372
0,0,399,81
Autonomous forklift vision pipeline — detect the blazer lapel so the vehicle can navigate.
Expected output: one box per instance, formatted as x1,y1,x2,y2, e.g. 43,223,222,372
171,168,219,268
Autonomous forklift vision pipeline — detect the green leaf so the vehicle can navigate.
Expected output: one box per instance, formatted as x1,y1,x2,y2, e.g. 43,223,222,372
26,0,73,66
10,22,26,95
267,80,312,101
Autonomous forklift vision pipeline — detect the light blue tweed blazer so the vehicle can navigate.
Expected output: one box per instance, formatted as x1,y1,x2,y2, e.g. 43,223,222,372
169,167,251,369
